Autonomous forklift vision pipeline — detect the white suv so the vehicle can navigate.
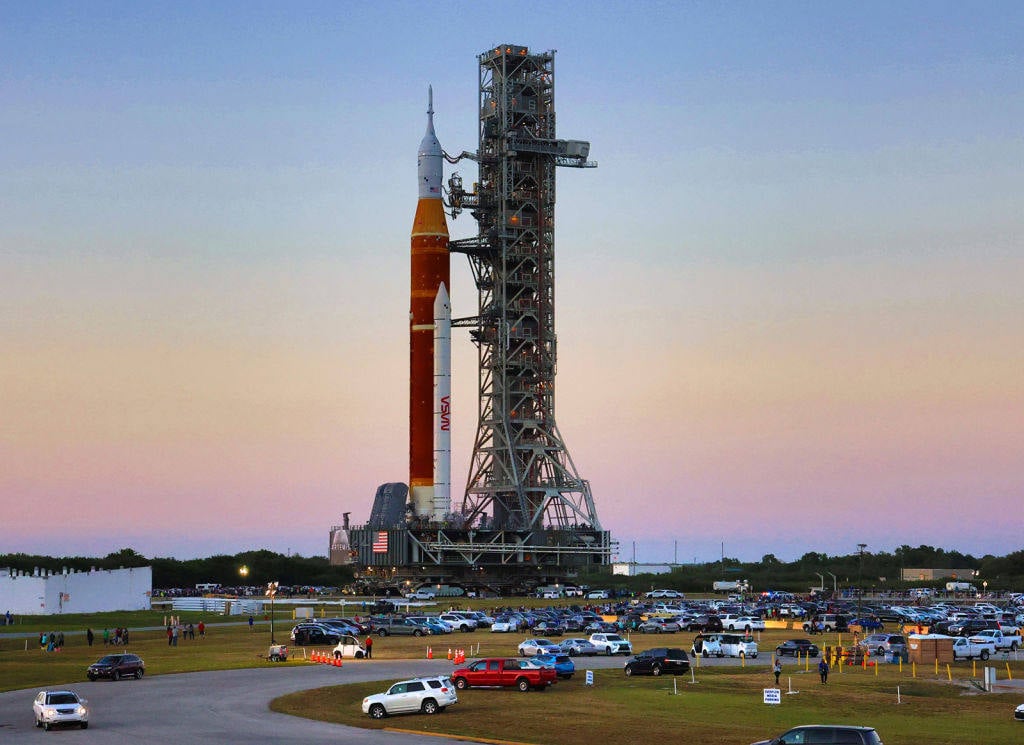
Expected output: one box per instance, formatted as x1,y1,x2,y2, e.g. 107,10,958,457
589,633,633,655
362,676,458,719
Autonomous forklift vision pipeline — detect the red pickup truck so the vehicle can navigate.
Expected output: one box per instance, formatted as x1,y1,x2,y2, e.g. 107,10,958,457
451,658,557,691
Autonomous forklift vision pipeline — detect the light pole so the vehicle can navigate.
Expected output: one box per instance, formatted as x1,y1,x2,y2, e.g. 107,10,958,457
827,572,837,594
857,543,867,621
266,581,279,644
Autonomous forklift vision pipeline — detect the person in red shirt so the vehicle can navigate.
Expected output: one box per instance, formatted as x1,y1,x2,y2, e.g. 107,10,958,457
364,635,373,659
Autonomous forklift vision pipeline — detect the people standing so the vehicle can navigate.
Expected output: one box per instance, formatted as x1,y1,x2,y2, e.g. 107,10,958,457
818,658,829,684
172,624,179,646
364,635,373,659
248,615,254,632
86,628,94,647
167,625,173,646
773,658,782,686
198,621,205,638
102,628,109,646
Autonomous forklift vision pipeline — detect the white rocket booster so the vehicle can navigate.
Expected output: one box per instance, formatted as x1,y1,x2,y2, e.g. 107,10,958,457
432,282,451,521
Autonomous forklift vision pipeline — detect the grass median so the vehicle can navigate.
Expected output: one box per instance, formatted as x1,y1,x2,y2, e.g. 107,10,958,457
271,664,1024,745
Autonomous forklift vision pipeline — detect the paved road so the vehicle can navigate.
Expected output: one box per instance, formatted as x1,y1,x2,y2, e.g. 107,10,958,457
0,655,651,744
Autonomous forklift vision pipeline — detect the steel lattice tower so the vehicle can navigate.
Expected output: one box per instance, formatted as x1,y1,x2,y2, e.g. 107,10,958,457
449,44,601,534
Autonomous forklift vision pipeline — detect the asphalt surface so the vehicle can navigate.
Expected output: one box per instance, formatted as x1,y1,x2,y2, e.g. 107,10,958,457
0,654,655,744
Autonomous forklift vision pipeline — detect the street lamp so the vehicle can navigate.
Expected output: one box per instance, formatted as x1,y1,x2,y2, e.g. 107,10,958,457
266,581,279,644
857,543,867,621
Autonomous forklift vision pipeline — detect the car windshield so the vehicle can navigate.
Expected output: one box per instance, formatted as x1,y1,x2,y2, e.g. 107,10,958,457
47,693,78,705
606,635,623,642
96,656,120,664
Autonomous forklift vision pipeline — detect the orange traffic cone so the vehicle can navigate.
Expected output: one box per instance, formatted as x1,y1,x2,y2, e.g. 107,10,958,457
427,647,433,659
311,651,318,663
447,648,452,660
335,657,342,667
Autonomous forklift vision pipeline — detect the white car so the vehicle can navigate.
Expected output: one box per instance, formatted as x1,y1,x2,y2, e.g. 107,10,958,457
725,616,765,632
518,638,561,656
491,617,521,633
439,613,477,632
586,589,610,599
331,635,368,659
589,633,633,655
1015,703,1024,721
362,676,458,719
646,589,683,599
33,690,89,731
693,633,758,658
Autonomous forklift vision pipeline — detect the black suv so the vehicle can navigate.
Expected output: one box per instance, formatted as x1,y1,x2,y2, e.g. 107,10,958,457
623,647,690,677
291,623,341,645
751,724,882,744
949,618,999,636
87,653,145,681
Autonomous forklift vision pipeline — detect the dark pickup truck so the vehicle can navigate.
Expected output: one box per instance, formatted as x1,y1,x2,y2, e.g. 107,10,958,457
452,658,557,691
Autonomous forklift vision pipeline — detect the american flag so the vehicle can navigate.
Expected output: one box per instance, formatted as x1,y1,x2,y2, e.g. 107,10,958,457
372,531,389,554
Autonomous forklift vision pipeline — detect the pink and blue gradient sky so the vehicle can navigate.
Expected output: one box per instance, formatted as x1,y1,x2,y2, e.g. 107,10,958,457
2,2,1022,563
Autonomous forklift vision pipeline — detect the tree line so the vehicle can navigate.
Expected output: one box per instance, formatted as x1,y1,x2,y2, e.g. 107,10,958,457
0,548,356,589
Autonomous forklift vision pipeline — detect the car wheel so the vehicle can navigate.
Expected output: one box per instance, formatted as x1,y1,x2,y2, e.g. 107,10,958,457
624,665,633,677
651,665,662,676
516,677,530,692
413,630,423,637
877,647,885,656
980,650,990,660
87,674,96,681
43,722,50,731
369,704,386,719
111,670,120,682
606,647,613,656
377,629,388,637
1012,643,1019,651
702,650,709,658
136,668,144,679
745,626,751,632
739,652,745,659
568,648,577,657
421,698,439,715
454,677,468,690
81,722,88,729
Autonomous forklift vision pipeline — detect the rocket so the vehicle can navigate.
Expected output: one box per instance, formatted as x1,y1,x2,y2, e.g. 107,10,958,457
410,86,450,521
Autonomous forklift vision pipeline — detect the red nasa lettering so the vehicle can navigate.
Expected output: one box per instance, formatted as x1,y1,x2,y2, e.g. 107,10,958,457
440,395,451,431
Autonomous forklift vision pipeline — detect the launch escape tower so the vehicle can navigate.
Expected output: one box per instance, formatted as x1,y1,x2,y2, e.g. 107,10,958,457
342,45,612,592
448,45,602,537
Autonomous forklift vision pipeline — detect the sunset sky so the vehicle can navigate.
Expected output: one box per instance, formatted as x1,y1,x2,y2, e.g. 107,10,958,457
2,2,1021,564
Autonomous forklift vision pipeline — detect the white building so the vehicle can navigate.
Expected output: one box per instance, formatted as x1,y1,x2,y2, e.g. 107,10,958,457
1,566,152,616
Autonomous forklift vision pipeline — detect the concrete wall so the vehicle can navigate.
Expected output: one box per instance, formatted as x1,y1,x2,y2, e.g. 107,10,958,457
1,566,152,615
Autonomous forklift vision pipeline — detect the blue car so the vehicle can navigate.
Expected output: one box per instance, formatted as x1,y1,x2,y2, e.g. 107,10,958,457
534,653,575,679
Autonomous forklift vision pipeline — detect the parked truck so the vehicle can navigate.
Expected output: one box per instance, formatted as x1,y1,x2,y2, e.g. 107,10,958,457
451,658,557,691
712,580,749,593
968,629,1022,651
945,581,975,593
951,636,995,661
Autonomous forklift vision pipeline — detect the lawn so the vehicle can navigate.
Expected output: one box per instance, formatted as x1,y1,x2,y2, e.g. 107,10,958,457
271,665,1024,745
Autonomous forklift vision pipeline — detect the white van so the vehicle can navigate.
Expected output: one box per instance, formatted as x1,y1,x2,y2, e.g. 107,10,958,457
692,633,758,659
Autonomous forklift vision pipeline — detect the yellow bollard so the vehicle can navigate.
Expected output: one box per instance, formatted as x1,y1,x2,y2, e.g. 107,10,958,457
899,657,902,674
1007,663,1013,681
912,661,916,678
972,660,976,678
946,664,952,681
741,653,746,668
934,658,938,675
875,659,878,676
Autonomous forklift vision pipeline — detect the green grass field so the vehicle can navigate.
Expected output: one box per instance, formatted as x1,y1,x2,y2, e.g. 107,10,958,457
271,665,1024,745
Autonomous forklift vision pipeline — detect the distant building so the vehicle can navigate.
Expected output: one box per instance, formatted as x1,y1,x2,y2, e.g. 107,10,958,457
612,562,672,577
901,568,977,582
0,566,152,615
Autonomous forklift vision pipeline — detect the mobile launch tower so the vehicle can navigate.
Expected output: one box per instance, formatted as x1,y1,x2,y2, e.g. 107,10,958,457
341,44,611,593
